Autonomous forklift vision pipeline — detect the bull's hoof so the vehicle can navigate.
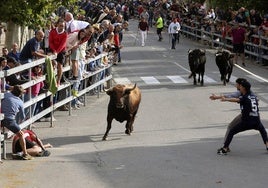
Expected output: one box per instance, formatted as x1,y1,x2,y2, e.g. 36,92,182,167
102,137,107,141
125,129,131,135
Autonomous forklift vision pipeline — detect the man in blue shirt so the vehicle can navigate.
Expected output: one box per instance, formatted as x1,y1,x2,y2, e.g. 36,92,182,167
19,30,46,64
8,43,20,61
1,85,34,160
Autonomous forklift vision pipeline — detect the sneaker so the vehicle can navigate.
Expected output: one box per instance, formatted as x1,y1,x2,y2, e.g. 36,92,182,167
242,63,246,67
22,153,34,160
217,147,228,155
76,99,83,106
37,150,51,157
12,152,23,160
71,89,79,97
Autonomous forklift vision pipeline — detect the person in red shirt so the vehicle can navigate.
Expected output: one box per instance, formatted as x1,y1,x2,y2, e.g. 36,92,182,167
12,129,52,158
229,22,247,66
112,24,123,65
138,17,149,47
49,18,68,86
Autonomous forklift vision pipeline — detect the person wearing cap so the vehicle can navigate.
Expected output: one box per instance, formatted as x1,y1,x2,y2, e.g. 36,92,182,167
1,85,34,160
217,80,268,155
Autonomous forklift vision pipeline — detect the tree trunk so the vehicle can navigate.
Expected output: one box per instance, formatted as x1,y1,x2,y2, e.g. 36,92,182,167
5,21,31,51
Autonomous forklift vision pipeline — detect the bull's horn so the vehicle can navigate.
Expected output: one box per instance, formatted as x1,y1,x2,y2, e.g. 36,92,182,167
104,87,113,93
125,83,136,92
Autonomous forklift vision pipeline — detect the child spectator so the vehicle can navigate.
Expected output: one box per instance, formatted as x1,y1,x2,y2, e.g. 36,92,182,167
24,65,44,119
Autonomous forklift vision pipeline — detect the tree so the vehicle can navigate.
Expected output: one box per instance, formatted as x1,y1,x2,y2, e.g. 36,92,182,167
0,0,78,50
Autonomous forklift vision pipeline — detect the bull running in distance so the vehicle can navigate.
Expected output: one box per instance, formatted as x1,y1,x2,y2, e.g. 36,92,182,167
103,84,141,141
188,49,206,86
215,49,234,85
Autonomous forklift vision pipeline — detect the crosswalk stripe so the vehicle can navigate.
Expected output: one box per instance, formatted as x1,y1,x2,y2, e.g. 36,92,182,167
167,75,188,83
204,75,217,83
229,75,237,83
113,77,131,84
114,75,240,85
141,76,160,84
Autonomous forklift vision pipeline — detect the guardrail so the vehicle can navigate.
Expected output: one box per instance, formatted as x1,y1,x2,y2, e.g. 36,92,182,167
1,53,113,161
180,23,268,63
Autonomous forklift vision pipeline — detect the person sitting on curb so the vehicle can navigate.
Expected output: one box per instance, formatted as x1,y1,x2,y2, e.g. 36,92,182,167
12,129,52,159
1,85,33,160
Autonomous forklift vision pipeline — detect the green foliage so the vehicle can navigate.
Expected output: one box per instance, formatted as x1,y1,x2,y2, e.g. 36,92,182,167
0,0,79,28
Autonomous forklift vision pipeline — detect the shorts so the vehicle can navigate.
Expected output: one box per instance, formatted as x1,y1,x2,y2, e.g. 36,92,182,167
233,43,244,54
56,51,66,65
14,138,36,153
157,27,163,35
70,48,79,61
1,119,21,133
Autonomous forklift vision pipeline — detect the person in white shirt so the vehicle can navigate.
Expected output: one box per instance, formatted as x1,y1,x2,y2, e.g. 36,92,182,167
64,12,89,34
168,17,181,49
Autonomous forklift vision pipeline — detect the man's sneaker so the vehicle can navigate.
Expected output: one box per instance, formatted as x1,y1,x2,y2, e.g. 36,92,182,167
217,148,228,155
76,100,83,106
12,152,23,160
22,153,34,160
217,147,230,153
37,150,51,157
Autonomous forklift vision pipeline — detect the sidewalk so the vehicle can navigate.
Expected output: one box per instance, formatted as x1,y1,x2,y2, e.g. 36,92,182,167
1,92,110,187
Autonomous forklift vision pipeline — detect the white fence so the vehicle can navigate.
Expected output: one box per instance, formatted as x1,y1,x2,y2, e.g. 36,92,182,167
1,53,113,160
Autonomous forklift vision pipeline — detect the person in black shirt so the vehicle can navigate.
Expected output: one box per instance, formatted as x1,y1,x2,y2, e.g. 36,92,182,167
217,81,268,155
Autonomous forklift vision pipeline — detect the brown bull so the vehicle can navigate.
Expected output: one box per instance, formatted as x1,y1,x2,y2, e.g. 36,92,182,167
103,84,141,140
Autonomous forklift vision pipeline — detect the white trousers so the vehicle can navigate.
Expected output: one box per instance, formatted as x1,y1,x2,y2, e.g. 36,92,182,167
140,30,147,46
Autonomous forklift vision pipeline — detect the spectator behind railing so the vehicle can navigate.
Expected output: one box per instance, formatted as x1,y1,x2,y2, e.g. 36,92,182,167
8,43,20,61
259,16,268,37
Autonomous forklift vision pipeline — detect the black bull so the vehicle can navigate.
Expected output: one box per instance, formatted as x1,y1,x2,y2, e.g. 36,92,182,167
188,49,206,85
103,84,141,140
215,50,234,85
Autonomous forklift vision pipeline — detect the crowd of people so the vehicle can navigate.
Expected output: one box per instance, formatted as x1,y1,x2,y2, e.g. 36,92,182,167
1,0,268,160
0,0,133,160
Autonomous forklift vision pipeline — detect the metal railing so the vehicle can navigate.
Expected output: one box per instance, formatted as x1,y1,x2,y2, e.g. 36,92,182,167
180,23,268,62
1,53,113,160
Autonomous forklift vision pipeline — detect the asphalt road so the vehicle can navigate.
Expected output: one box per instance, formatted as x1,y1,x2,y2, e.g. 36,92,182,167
1,19,268,188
